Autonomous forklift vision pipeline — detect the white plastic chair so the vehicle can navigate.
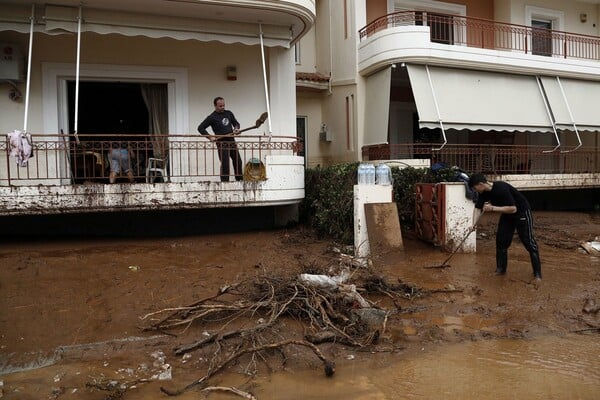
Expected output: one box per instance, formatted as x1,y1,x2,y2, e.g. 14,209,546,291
146,157,168,183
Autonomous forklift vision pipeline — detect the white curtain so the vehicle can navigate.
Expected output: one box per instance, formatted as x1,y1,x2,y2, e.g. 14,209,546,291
141,84,169,159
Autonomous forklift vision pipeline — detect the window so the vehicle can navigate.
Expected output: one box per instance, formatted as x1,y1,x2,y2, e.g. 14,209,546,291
415,11,454,45
525,6,564,57
532,19,552,57
396,1,465,46
296,116,307,164
345,95,355,151
343,0,348,39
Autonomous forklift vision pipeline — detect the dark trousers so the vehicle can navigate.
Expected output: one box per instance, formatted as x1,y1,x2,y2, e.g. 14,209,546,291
496,210,542,277
216,140,243,182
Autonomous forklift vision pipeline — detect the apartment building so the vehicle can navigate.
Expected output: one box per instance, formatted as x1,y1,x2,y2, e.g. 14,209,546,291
0,0,314,218
296,0,600,193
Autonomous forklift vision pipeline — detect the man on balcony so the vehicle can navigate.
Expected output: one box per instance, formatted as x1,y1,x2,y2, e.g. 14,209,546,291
469,174,542,281
197,97,243,182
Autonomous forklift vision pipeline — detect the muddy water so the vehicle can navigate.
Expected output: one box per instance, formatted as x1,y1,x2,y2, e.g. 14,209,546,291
252,335,600,400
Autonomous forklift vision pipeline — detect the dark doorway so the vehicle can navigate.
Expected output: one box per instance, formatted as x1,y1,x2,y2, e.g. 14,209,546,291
67,81,149,135
67,81,153,183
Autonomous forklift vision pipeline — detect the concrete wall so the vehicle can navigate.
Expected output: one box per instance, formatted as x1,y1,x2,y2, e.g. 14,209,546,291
0,31,295,137
499,0,598,35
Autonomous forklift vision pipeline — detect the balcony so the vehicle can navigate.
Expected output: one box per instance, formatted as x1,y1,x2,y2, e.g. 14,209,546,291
362,143,600,190
1,134,304,216
358,11,600,77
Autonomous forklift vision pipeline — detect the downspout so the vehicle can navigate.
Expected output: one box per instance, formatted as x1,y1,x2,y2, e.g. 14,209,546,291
536,75,560,153
556,76,582,153
328,0,333,95
23,5,34,132
426,65,447,151
73,5,82,145
258,23,272,137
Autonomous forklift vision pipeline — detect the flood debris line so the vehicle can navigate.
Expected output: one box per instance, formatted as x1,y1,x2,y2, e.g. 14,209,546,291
140,267,425,396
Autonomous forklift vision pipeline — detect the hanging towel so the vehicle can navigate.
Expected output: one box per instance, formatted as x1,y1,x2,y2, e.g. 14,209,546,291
7,129,33,167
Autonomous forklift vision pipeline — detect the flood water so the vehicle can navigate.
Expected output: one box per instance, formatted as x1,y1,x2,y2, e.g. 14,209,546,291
1,212,599,399
252,334,600,400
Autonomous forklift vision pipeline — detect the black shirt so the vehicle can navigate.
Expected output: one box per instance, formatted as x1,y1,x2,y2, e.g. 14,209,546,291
475,181,530,213
197,110,239,138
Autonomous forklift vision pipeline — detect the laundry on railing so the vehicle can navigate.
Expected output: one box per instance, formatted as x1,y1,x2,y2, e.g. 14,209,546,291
7,130,33,167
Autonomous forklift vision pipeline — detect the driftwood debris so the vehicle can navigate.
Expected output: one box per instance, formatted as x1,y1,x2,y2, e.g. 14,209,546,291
142,270,425,396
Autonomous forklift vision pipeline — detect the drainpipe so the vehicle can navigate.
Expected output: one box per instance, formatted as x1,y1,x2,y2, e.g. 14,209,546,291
73,5,82,145
426,65,447,151
23,4,34,132
536,75,560,153
258,23,272,137
328,0,333,95
556,76,582,153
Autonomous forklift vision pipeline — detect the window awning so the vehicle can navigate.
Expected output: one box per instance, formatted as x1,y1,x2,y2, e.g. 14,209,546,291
363,66,392,145
406,64,554,133
539,76,600,133
0,4,291,48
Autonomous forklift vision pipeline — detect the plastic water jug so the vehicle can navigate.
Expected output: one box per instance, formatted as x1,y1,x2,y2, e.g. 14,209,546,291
357,163,376,185
375,164,392,185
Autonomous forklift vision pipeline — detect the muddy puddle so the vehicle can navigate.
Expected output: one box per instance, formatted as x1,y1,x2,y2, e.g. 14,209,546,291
252,334,600,400
2,334,598,399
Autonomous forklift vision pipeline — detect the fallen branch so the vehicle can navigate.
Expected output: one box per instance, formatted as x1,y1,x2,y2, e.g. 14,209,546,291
201,386,257,400
161,339,335,396
175,286,299,355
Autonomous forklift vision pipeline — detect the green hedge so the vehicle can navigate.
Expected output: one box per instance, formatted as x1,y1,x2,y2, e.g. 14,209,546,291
301,163,455,244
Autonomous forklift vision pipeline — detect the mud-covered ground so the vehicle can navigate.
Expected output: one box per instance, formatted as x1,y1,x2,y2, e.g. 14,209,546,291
0,211,599,399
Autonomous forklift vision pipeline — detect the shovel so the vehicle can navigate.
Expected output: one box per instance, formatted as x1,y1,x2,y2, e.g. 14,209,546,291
425,211,484,269
237,112,268,134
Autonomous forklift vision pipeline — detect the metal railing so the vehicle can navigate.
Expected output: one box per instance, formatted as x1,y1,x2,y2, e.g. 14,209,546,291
2,134,302,186
359,11,600,61
362,143,599,175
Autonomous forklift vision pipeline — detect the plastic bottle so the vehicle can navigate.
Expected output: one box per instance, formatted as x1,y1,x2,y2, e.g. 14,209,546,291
375,164,392,185
357,163,367,184
365,163,376,185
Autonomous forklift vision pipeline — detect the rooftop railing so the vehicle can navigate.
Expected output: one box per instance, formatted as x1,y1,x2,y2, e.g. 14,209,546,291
362,143,599,175
2,134,302,186
359,11,600,61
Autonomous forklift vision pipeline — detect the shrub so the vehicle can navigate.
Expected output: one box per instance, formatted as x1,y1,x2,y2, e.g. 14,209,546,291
302,163,457,244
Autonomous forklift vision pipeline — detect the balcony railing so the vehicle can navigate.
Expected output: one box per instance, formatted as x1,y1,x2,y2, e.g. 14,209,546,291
362,144,599,175
359,11,600,61
2,134,302,186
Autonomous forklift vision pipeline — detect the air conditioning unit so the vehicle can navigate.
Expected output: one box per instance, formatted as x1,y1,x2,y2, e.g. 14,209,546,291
0,44,24,82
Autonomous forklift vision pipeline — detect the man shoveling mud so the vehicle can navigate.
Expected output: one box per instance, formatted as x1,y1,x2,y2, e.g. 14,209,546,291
469,173,542,281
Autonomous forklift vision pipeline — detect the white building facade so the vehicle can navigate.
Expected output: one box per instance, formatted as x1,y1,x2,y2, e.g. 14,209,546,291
295,0,600,192
0,0,314,218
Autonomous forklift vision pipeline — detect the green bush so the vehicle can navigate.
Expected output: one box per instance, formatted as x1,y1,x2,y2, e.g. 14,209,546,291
302,163,457,244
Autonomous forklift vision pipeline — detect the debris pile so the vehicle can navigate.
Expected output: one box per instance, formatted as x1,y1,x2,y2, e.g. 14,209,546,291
139,260,424,396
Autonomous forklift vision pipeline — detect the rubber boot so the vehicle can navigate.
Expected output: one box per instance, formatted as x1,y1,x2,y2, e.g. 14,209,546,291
495,247,508,275
530,251,542,280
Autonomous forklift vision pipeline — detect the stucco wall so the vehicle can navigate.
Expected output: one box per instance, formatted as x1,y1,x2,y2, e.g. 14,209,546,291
502,0,598,35
446,0,494,19
0,31,287,137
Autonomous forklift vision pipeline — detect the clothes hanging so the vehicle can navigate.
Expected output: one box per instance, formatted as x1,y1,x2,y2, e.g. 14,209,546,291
7,129,33,167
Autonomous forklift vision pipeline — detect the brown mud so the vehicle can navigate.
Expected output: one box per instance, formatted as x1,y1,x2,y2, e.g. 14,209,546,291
0,211,599,399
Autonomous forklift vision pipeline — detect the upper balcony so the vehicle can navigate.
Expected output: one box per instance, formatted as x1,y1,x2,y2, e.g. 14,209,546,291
358,11,600,79
1,0,316,46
